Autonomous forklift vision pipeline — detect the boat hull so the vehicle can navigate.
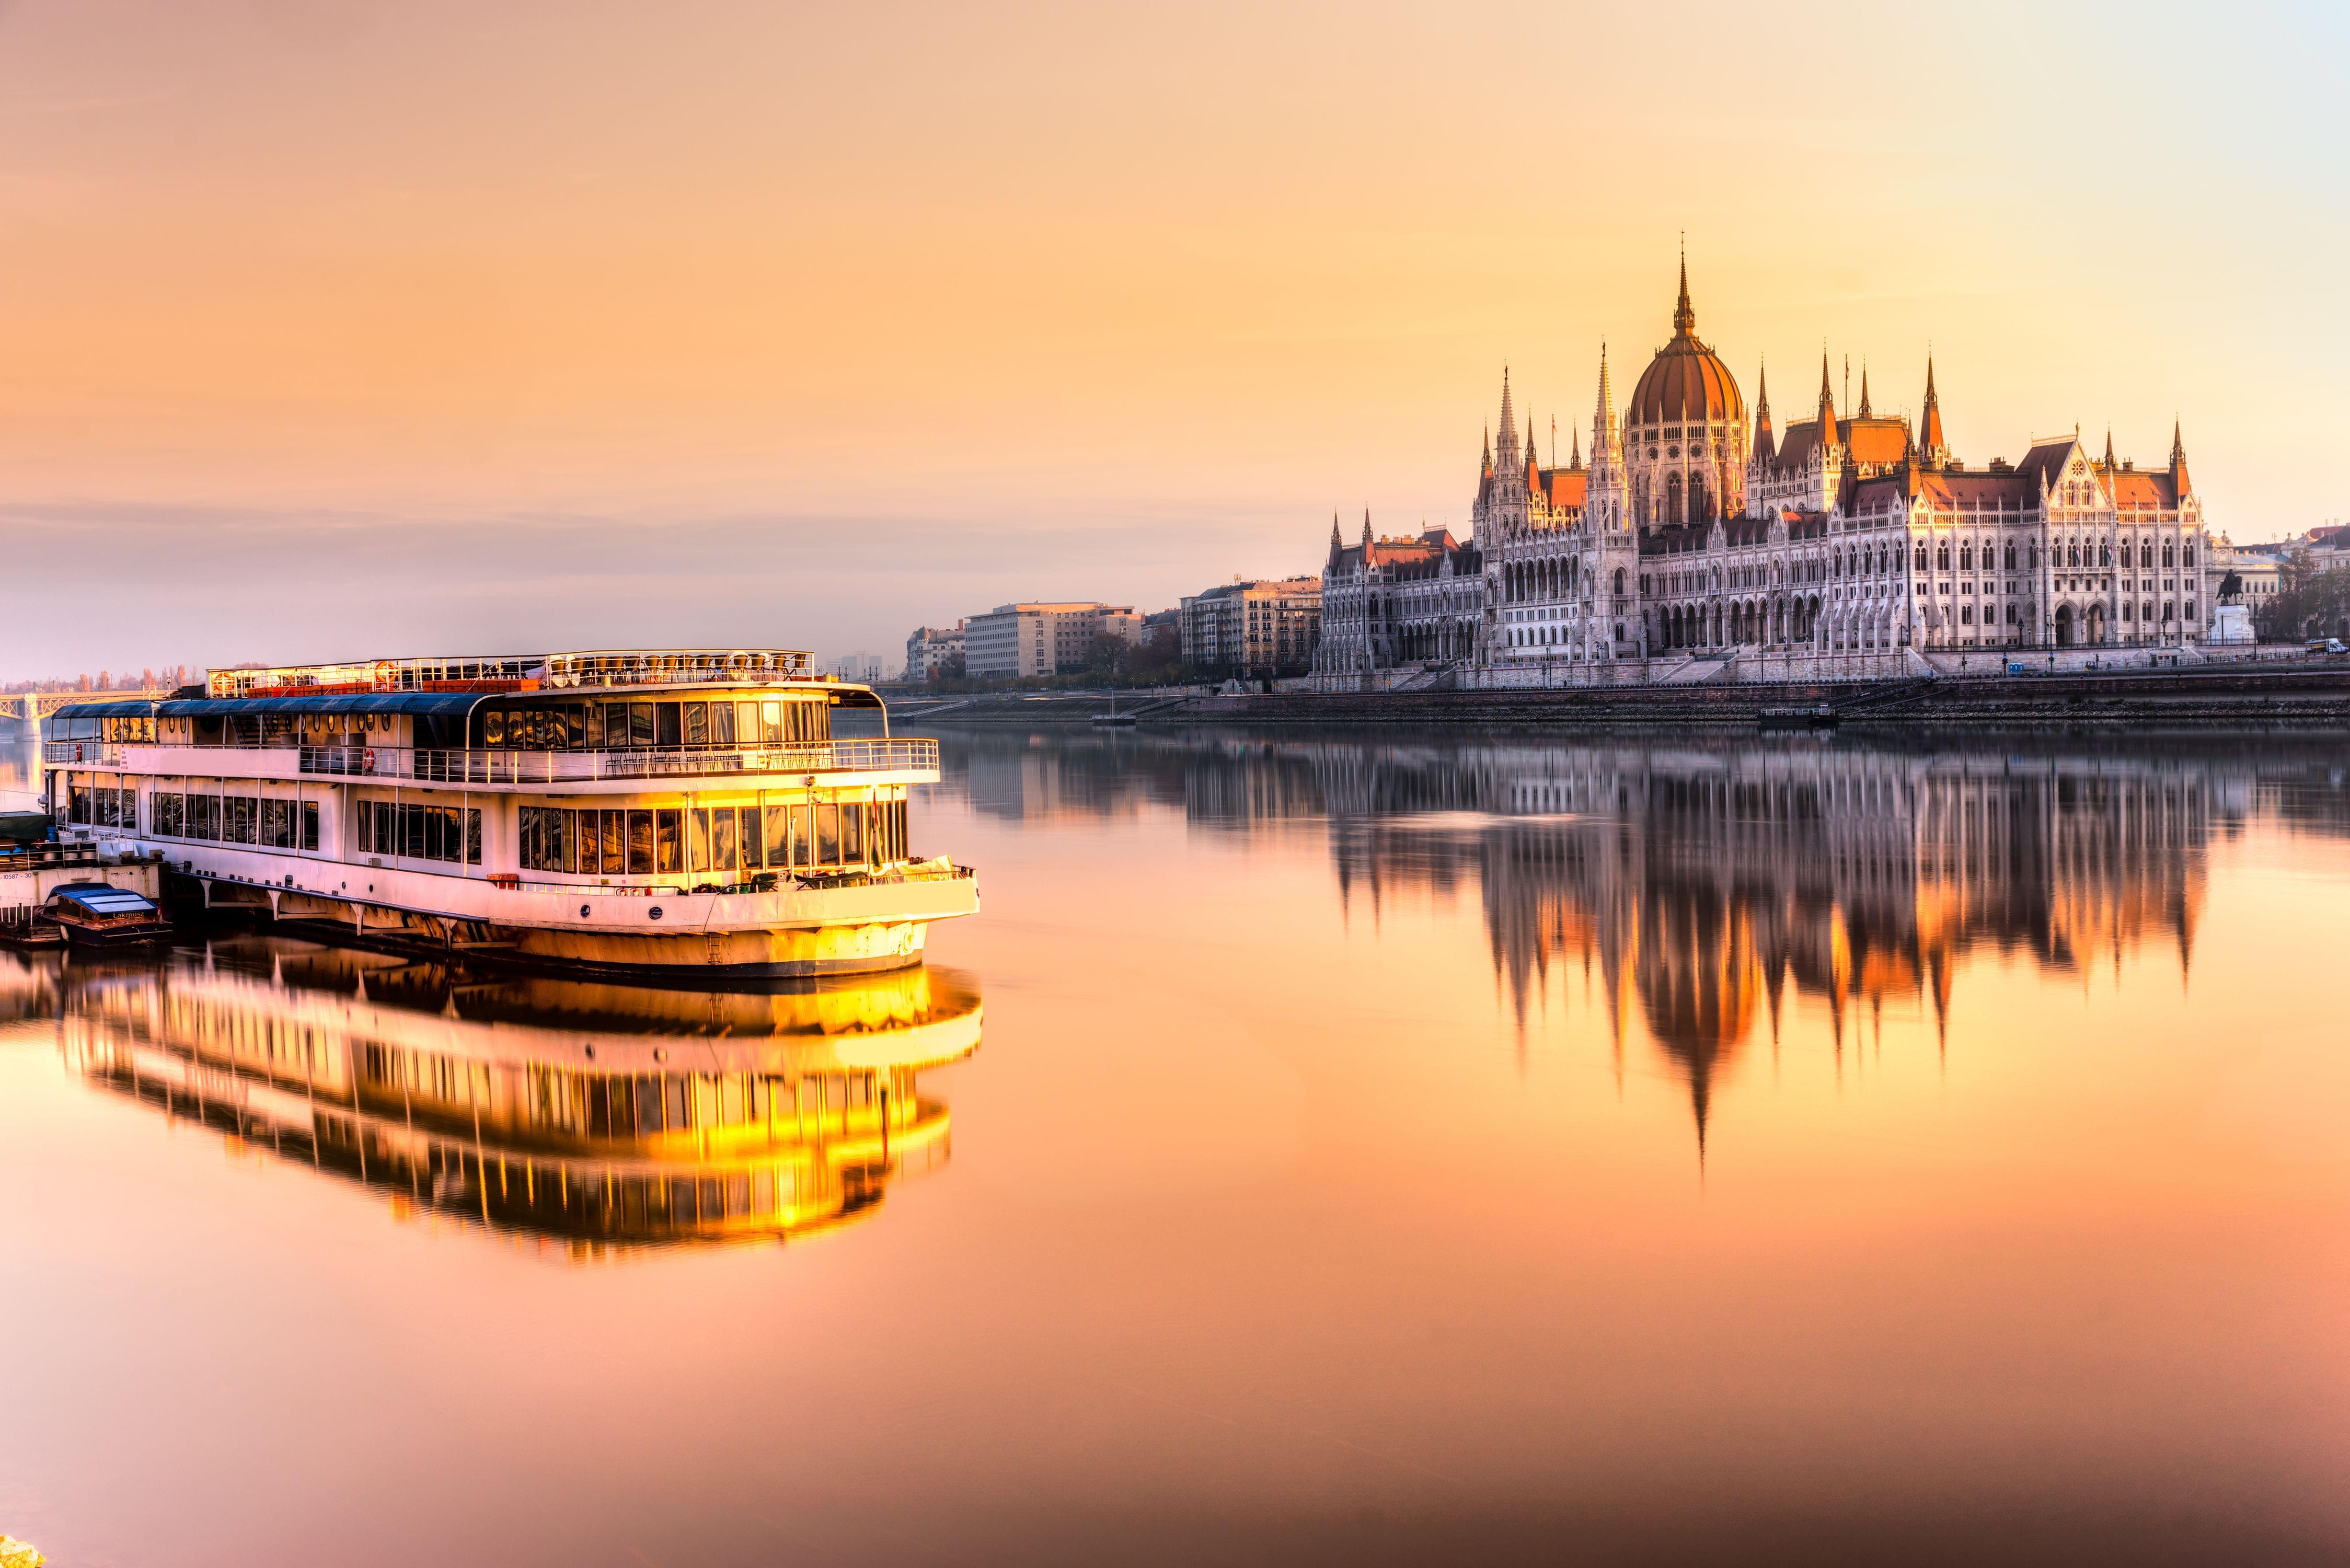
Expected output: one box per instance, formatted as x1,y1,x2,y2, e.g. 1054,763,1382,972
148,840,980,977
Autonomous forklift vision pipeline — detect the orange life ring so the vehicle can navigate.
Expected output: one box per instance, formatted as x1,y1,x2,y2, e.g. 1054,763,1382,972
362,747,376,773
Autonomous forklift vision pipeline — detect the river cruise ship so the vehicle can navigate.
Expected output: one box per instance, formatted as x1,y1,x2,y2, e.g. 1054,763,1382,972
41,649,975,977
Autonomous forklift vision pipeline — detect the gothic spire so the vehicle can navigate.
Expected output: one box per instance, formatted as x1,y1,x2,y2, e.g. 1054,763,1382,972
2102,426,2116,468
1361,508,1372,547
1857,361,1872,419
1752,355,1776,464
1330,510,1342,550
1496,366,1517,471
1816,349,1837,445
1571,427,1582,469
2170,417,2186,465
1755,355,1769,420
1920,351,1945,457
1526,417,1539,479
1481,425,1492,477
2170,418,2191,494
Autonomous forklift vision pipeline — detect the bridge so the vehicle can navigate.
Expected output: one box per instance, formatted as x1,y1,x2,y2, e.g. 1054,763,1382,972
9,690,175,723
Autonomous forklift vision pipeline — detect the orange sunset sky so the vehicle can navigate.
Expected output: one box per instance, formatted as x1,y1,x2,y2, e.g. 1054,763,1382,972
1,0,2343,674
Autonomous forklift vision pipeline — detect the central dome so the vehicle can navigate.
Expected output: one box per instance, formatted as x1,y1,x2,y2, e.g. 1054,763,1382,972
1627,261,1745,429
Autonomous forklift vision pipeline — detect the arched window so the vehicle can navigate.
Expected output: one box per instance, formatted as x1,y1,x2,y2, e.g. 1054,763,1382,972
2163,543,2176,567
1614,568,1626,595
2141,544,2153,567
2005,542,2017,571
2183,544,2195,567
1937,542,1951,571
1960,543,1974,570
1666,472,1683,526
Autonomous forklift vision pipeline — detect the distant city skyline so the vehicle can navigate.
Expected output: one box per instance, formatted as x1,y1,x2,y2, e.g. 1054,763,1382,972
1,0,2343,675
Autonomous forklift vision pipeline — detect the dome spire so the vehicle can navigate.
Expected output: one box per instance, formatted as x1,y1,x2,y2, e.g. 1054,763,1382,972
1673,237,1696,337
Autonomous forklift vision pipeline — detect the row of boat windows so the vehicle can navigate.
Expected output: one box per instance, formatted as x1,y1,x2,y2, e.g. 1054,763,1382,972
357,802,485,866
515,801,911,878
478,700,827,751
65,783,326,855
155,793,322,851
45,698,831,752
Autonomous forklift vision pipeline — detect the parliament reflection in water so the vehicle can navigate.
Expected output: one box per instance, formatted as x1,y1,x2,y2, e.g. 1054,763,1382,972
937,727,2350,1143
17,940,981,1256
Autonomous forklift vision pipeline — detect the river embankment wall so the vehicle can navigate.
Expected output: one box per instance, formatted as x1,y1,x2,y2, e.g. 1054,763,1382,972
1169,665,2350,730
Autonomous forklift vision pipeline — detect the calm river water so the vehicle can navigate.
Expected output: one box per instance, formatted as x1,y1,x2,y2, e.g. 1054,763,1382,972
4,724,2349,1566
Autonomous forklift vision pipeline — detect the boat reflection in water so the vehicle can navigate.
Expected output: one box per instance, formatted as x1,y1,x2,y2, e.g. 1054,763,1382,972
54,939,982,1256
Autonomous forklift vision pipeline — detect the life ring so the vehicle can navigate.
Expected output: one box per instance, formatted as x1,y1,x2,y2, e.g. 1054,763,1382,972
73,743,84,763
362,747,376,773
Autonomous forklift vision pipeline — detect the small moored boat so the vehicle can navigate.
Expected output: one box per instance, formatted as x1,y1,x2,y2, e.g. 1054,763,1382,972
41,882,172,949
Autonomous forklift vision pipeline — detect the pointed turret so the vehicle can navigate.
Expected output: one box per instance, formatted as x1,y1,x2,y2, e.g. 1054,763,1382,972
1672,241,1696,338
1593,342,1618,457
1919,353,1947,464
2170,419,2192,494
1816,350,1838,448
2101,427,2117,470
1570,428,1582,469
1481,425,1493,478
1496,368,1519,474
1361,508,1372,548
1525,417,1540,488
1751,356,1775,464
1330,510,1342,552
1857,361,1873,419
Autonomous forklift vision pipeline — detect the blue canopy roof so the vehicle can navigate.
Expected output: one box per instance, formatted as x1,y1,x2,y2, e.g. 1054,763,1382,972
155,693,487,718
48,699,159,718
48,883,159,916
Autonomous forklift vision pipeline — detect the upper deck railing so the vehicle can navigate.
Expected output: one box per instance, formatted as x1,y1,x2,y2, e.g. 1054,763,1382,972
540,650,819,689
200,649,825,698
45,736,936,785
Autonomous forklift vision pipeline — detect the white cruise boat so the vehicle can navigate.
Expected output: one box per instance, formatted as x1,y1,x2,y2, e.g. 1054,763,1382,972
42,649,976,977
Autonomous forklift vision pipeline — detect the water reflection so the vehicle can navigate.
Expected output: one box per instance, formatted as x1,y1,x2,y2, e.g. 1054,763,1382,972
22,940,981,1257
931,725,2350,1146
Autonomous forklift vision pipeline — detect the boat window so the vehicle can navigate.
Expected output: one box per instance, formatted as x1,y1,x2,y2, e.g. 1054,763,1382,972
739,805,764,869
762,702,782,746
601,810,625,875
155,793,185,837
655,808,683,874
711,701,735,746
303,802,319,852
710,809,737,872
636,1078,664,1133
629,704,654,748
227,796,257,844
191,793,222,840
815,802,839,864
626,810,654,875
765,805,790,868
687,808,709,871
566,708,585,748
484,711,506,746
656,704,682,749
840,800,864,863
684,702,708,746
583,704,604,748
789,804,812,867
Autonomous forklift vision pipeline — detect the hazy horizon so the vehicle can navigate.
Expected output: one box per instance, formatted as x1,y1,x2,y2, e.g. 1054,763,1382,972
2,0,2343,676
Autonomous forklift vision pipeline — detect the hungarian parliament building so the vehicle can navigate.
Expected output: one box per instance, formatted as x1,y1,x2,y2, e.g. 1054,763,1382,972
1311,259,2216,686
